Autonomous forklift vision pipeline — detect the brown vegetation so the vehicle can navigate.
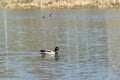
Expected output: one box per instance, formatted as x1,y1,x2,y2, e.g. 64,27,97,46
0,0,120,9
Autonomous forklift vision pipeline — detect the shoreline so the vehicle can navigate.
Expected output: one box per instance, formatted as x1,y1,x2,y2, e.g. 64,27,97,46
0,1,120,9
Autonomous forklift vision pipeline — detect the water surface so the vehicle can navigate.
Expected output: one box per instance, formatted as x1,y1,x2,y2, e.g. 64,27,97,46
0,8,120,80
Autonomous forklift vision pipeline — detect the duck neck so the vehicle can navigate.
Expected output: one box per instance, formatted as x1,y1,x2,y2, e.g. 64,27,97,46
55,51,59,55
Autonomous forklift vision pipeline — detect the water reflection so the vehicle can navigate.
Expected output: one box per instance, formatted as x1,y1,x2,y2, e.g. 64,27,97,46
0,9,120,80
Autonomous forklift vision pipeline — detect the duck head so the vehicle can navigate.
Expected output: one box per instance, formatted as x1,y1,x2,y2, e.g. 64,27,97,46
54,47,60,52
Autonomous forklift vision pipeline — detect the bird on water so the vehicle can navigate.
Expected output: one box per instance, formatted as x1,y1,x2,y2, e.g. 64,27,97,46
40,47,60,57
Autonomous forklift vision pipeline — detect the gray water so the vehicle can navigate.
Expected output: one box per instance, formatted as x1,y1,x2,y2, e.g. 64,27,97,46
0,8,120,80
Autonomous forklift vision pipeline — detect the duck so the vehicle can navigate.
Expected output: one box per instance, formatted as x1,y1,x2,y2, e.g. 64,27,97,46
49,13,53,17
40,47,60,57
42,16,45,19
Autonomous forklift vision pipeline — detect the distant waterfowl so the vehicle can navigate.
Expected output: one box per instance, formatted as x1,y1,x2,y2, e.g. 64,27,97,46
49,13,53,17
42,13,53,19
42,16,45,19
40,47,60,57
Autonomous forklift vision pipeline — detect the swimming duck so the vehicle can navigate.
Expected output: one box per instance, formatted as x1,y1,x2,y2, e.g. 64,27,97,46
40,47,60,57
49,13,53,17
42,16,45,19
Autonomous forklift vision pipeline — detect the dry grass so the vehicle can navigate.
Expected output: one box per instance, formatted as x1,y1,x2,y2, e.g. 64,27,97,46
0,0,120,9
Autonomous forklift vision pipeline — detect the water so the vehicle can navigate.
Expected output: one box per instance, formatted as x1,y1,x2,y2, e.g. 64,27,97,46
0,8,120,80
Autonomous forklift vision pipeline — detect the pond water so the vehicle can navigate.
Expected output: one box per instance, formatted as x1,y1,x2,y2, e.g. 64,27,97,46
0,8,120,80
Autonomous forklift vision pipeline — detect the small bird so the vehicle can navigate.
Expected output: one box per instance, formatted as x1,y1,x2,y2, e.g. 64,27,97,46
40,47,60,57
42,16,45,19
49,13,53,17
